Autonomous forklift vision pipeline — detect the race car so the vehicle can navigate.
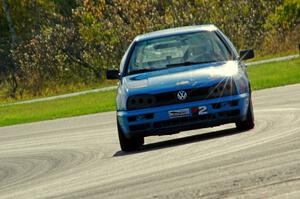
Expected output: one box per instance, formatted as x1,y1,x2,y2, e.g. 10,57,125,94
107,25,255,151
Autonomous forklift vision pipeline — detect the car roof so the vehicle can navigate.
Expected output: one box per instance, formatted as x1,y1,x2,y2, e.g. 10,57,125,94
134,24,218,42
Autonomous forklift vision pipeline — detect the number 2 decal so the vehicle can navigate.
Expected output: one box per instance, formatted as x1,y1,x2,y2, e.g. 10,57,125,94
198,106,208,115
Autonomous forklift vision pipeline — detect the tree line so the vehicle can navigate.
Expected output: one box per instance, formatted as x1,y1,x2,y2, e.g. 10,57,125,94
0,0,300,98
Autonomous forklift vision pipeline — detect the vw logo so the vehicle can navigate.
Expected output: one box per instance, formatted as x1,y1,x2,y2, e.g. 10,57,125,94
177,90,187,101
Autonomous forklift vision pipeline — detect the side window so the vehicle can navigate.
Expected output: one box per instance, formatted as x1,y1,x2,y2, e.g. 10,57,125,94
210,33,232,60
120,42,135,74
216,30,238,59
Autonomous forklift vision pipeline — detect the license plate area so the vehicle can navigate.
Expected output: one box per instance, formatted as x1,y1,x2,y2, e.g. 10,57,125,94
168,108,190,119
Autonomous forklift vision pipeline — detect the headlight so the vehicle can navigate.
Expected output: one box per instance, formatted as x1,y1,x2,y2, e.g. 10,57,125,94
127,95,156,110
208,80,237,97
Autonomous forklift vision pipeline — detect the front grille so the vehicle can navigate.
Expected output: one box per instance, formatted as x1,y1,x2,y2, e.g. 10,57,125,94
127,81,237,110
153,110,240,130
153,114,215,129
128,109,240,132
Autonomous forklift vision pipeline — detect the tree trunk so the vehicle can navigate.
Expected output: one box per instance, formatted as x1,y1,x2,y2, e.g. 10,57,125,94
2,0,18,98
2,0,17,45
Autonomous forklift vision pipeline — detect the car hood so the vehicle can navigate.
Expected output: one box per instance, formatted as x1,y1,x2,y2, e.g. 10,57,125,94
122,61,240,95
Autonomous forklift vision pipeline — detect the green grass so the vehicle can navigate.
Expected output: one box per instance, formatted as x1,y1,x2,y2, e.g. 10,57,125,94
247,49,298,62
0,90,116,127
0,58,299,127
248,58,300,90
0,80,118,104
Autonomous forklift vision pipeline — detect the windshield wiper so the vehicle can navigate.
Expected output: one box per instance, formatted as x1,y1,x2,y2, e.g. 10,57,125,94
166,60,220,68
128,60,222,75
128,68,158,75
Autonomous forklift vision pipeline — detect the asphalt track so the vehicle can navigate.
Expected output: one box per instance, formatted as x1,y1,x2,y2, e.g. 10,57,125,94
0,84,300,199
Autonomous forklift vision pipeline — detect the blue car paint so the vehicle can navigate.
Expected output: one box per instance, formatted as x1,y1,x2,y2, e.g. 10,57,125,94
118,93,249,135
115,25,251,138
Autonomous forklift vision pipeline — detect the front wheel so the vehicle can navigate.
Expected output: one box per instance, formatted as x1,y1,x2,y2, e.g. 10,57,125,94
118,123,144,152
236,97,255,131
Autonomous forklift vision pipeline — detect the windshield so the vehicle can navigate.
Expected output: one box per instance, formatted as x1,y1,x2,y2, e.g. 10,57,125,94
127,31,232,75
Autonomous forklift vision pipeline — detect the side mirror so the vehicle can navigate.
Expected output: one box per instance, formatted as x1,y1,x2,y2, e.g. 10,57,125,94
239,49,254,60
106,68,120,79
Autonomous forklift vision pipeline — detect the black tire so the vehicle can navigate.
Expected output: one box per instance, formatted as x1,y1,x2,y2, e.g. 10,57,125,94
236,97,255,131
118,123,144,152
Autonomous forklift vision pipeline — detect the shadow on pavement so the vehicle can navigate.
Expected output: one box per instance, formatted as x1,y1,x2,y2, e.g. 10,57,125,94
113,127,247,157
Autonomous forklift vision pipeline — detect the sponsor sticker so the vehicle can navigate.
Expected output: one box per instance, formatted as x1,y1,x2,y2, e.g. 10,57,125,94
198,106,208,115
168,108,190,119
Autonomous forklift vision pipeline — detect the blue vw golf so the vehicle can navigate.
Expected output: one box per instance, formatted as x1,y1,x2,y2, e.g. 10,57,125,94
107,25,255,151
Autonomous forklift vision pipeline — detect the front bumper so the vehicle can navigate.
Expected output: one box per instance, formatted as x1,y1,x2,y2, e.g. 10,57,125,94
117,93,249,137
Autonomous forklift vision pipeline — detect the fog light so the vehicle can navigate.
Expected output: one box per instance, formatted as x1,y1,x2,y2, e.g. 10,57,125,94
136,115,145,121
